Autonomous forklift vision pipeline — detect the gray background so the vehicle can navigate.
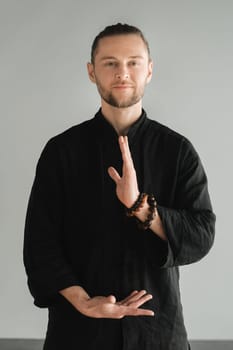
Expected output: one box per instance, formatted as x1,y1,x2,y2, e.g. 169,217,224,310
0,0,232,341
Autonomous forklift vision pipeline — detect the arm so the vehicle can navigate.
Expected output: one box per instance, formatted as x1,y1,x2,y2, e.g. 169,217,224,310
23,139,78,307
155,139,216,266
108,136,215,267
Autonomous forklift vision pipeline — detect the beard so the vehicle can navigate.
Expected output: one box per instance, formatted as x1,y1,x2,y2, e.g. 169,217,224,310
95,79,146,108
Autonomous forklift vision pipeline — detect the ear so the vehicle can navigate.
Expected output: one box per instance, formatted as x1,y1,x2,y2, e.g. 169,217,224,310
146,59,153,84
87,62,96,83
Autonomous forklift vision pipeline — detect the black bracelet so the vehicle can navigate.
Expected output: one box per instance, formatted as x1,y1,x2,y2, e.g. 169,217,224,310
137,194,157,230
125,193,147,217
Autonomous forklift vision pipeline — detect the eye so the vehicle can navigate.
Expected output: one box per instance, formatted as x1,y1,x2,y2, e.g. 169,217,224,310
104,61,117,67
129,61,139,67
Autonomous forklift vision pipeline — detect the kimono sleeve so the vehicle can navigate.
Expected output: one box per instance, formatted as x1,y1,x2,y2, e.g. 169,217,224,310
23,138,78,307
146,138,216,268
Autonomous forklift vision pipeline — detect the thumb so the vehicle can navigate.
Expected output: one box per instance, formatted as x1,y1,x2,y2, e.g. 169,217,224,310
107,295,116,304
108,166,121,184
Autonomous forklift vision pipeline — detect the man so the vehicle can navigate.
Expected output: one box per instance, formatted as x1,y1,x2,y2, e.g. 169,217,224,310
24,23,215,350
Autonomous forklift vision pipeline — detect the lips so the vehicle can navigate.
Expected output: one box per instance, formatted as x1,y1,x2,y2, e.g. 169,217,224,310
112,85,133,89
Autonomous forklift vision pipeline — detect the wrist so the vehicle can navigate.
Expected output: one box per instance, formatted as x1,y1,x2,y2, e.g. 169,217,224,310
134,200,150,221
125,193,157,230
125,192,146,215
60,285,90,309
137,194,157,230
124,191,140,209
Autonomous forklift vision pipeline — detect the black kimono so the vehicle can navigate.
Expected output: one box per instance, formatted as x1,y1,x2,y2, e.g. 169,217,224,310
23,109,215,350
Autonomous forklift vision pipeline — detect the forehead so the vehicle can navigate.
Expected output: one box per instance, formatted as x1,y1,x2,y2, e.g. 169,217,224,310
95,34,149,60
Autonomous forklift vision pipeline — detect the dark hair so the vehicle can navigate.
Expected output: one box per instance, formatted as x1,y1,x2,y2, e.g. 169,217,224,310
91,23,150,64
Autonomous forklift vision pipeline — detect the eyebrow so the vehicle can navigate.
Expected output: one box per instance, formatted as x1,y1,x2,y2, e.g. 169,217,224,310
100,55,144,61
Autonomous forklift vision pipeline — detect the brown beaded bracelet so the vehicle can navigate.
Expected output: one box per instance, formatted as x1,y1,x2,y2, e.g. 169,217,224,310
125,192,147,217
136,194,157,230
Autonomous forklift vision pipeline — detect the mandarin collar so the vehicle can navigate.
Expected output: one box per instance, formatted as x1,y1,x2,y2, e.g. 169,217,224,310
93,108,148,144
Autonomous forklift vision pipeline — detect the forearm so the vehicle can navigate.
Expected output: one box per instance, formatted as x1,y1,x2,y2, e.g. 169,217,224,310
59,285,90,311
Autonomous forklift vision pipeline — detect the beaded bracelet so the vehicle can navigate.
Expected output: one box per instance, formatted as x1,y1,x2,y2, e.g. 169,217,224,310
125,192,147,217
136,194,157,230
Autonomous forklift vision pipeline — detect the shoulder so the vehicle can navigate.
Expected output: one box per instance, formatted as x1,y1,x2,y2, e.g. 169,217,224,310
51,117,95,145
144,117,200,167
43,117,96,152
36,117,96,167
146,117,184,141
146,117,193,146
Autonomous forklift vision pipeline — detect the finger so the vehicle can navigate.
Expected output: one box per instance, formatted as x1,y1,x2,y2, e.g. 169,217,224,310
122,136,133,172
105,303,154,319
126,307,155,317
118,136,132,164
107,295,116,304
125,136,132,159
126,289,147,302
121,290,152,307
125,290,139,299
108,167,121,183
129,294,153,309
117,290,139,305
120,305,154,317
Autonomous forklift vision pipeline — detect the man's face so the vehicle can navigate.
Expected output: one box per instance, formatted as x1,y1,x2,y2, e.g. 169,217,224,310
87,34,153,109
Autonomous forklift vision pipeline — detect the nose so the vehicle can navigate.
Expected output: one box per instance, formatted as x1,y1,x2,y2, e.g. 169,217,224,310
115,73,129,79
115,65,129,80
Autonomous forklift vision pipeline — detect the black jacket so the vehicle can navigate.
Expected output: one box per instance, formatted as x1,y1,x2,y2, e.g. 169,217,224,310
24,109,215,350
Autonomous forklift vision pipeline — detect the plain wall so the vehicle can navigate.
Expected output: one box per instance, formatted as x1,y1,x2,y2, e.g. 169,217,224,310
0,0,232,340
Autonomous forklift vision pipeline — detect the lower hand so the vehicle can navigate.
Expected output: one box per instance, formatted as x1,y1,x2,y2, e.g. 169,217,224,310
77,289,154,319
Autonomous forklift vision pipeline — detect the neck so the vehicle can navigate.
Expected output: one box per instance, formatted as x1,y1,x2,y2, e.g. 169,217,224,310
100,100,143,135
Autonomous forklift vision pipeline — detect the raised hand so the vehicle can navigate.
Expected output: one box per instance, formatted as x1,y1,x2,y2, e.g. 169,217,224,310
108,136,139,208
